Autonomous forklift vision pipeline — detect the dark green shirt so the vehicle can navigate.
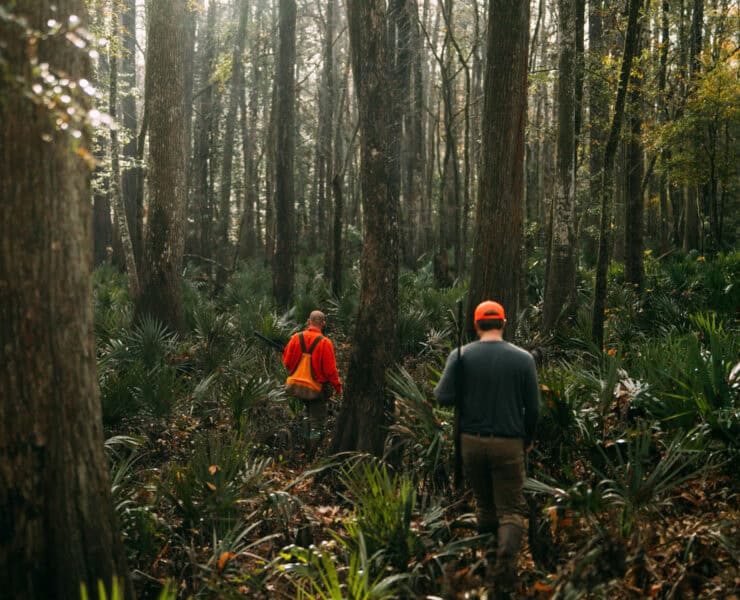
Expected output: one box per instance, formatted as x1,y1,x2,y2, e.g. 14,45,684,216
434,340,540,443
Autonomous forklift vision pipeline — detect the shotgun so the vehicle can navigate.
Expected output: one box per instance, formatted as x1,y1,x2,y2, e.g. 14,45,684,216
253,330,285,352
453,300,464,490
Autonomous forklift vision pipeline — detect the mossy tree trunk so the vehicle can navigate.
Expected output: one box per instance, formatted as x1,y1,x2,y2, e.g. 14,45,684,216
137,0,187,332
331,0,400,456
0,1,133,597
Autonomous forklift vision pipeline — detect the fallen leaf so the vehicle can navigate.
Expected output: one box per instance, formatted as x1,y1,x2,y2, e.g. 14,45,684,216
218,551,235,571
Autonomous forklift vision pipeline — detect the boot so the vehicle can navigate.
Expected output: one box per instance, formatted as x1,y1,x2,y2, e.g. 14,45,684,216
491,522,524,598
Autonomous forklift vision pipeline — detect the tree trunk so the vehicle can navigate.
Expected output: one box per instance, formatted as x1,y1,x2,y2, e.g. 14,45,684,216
121,0,141,268
216,0,249,289
624,21,646,290
467,0,530,339
331,0,399,456
236,2,265,262
0,1,133,596
110,7,140,301
272,0,297,307
321,0,337,276
543,0,577,331
138,0,187,332
592,0,643,348
683,0,703,251
93,50,112,267
191,0,217,266
658,0,670,254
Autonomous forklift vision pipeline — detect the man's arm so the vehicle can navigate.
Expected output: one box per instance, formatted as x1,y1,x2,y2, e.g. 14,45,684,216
522,354,541,445
282,335,299,373
433,350,458,407
319,339,342,394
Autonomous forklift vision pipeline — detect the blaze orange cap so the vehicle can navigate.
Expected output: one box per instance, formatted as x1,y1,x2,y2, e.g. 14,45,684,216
474,300,505,322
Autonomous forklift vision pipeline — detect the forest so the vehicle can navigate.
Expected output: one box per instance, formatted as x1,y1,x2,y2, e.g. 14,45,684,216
0,0,738,598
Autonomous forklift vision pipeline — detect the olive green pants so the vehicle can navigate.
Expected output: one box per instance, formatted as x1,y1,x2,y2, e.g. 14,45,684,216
304,383,333,438
461,434,527,533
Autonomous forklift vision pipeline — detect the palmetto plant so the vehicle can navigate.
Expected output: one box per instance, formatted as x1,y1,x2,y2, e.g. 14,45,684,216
221,372,279,431
80,579,176,600
386,367,452,493
163,433,272,534
192,303,234,375
92,264,132,344
281,535,407,600
594,424,719,535
339,460,418,571
629,314,739,443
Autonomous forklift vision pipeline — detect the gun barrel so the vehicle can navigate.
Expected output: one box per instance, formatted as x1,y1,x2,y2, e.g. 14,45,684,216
253,331,285,351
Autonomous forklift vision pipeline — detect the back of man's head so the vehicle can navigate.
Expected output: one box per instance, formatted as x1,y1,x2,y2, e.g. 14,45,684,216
309,310,326,327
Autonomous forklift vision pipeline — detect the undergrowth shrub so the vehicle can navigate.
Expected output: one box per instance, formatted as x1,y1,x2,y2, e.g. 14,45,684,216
340,461,418,571
162,432,272,535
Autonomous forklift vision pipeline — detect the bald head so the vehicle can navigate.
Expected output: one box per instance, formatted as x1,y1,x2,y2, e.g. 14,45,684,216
308,310,327,328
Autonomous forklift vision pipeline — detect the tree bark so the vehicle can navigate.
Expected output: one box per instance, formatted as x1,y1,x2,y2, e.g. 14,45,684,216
272,0,297,307
93,49,112,267
216,0,249,289
235,4,262,263
683,0,703,251
467,0,530,339
586,0,609,266
190,0,218,265
543,0,577,331
110,7,140,301
591,0,643,348
138,0,187,332
121,0,141,268
331,0,399,456
0,1,133,596
624,21,646,290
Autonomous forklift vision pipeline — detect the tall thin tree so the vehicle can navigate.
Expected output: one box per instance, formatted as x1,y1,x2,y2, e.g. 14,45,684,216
591,0,643,348
272,0,297,307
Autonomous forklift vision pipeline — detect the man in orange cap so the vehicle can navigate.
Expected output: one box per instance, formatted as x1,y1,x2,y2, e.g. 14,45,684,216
434,300,540,595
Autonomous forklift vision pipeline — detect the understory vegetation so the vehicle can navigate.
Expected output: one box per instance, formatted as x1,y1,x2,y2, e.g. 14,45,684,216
95,252,739,599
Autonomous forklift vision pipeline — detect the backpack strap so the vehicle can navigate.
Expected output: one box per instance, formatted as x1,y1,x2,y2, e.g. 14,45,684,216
307,335,324,353
298,332,324,354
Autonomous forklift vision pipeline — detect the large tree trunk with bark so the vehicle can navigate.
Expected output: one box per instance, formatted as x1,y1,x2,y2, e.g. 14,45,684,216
0,1,133,597
272,0,297,307
138,0,187,332
543,0,577,331
466,0,530,339
331,0,399,456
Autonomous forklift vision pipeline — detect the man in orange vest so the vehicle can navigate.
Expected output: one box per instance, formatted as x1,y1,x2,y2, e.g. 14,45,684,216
282,310,342,440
